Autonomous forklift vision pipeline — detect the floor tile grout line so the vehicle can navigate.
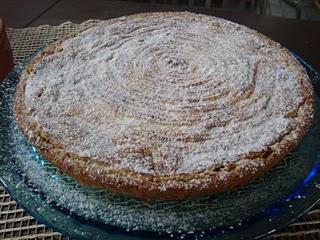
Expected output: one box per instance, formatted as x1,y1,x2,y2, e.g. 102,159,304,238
23,0,63,28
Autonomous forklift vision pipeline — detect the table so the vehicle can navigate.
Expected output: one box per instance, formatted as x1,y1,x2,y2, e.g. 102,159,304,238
1,0,320,239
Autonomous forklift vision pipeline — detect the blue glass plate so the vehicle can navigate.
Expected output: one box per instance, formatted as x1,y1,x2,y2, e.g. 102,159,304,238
0,52,320,240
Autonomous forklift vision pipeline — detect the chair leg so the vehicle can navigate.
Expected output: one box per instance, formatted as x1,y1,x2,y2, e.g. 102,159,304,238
296,2,302,18
260,0,268,14
204,0,211,8
282,0,302,19
251,0,256,10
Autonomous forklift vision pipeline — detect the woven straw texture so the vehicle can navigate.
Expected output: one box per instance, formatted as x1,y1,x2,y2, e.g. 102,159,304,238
2,20,320,240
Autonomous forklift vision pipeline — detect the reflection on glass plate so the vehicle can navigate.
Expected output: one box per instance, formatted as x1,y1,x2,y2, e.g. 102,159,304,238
0,52,320,240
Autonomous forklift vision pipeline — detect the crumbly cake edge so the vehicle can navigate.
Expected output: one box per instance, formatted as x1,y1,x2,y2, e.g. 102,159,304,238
15,12,314,201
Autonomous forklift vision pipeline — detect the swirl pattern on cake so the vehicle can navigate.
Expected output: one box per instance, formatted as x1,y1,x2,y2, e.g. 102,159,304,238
16,12,314,200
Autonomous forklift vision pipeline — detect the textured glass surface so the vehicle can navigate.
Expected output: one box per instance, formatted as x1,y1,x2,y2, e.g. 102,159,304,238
0,52,320,240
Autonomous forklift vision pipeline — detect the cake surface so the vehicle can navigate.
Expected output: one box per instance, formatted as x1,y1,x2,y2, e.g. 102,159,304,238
16,12,314,200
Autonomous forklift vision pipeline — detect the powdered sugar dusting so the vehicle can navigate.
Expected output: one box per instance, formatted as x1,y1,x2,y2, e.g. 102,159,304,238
23,12,307,177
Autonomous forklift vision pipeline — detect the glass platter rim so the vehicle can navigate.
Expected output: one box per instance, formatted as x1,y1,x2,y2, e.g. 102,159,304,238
0,50,320,240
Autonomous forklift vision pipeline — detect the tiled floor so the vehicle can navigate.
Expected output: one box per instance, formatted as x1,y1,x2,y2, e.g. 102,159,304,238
267,0,320,20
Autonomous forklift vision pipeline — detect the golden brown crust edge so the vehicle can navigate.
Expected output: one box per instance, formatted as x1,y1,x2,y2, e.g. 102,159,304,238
15,12,315,201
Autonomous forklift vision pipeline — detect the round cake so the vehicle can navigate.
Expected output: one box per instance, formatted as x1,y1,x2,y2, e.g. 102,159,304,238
16,12,314,200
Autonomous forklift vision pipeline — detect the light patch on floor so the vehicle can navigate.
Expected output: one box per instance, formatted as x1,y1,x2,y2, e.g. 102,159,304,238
266,0,320,20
